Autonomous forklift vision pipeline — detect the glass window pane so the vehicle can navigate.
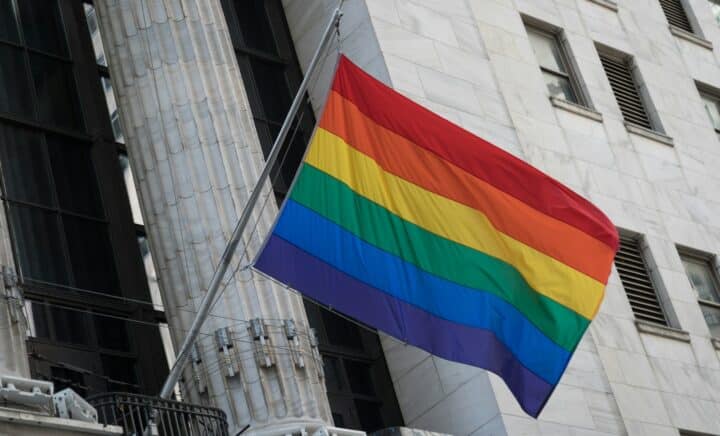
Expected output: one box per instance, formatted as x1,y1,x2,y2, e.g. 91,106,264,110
119,154,143,225
0,123,54,206
344,360,375,396
233,0,278,54
17,0,68,56
0,44,34,119
700,303,720,338
83,3,107,66
25,300,50,338
247,57,291,122
46,136,103,217
50,366,88,397
94,315,130,351
30,54,83,131
323,356,344,393
8,204,69,285
101,355,138,392
701,94,720,131
63,216,118,293
681,257,720,303
321,309,364,350
544,72,578,103
101,77,124,142
51,305,90,345
0,0,20,43
528,29,566,73
354,399,384,432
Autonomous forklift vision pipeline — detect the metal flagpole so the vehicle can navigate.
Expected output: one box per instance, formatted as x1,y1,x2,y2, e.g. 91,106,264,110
158,6,343,400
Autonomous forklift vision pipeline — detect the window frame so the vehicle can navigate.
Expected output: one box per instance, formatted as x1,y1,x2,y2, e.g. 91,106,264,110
699,89,720,134
525,23,590,108
678,248,720,338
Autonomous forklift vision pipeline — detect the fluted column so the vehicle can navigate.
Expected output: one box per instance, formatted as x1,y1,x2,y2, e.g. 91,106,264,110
94,0,331,432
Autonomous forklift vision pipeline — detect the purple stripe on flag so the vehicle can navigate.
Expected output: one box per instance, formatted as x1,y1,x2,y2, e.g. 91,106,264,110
255,234,554,417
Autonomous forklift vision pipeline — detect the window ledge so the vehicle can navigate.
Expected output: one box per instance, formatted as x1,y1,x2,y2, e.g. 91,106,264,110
625,123,674,146
669,25,714,50
635,320,691,342
550,97,603,122
712,338,720,350
586,0,618,12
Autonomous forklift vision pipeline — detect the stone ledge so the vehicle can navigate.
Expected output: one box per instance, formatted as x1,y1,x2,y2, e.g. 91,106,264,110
586,0,618,12
550,97,603,122
625,123,674,146
635,320,691,342
713,338,720,350
669,25,714,50
0,407,122,435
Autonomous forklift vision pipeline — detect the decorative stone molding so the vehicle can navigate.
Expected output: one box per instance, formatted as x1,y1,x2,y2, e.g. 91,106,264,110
669,25,714,50
550,97,603,122
625,123,674,146
635,320,691,342
586,0,618,12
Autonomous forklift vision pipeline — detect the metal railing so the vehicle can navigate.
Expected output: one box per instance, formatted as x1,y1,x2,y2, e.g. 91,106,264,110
88,392,229,436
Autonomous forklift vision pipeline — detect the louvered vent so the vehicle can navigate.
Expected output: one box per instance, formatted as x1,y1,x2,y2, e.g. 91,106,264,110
659,0,693,33
599,53,653,130
615,235,669,326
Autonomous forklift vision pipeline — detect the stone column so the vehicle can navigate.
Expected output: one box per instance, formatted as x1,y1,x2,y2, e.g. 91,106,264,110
0,201,29,378
94,1,331,432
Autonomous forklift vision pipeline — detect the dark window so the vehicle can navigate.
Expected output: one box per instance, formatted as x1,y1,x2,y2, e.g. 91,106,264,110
0,0,20,43
679,251,720,338
233,0,279,54
615,234,669,326
63,216,118,294
526,25,585,106
17,0,68,56
8,204,68,285
101,355,139,392
0,44,33,118
322,309,364,350
50,366,88,397
26,300,50,339
659,0,694,33
712,0,720,26
29,54,83,131
51,306,90,346
598,51,654,131
0,123,54,206
224,0,315,200
46,136,103,217
94,316,131,352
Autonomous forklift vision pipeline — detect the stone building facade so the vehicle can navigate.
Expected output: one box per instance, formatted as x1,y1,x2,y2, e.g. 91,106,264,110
2,0,720,435
285,0,720,434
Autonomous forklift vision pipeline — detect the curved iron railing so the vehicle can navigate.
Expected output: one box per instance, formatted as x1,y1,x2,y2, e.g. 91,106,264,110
88,392,229,436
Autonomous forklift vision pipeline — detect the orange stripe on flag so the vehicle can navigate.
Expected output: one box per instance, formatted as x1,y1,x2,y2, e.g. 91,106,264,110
319,90,615,283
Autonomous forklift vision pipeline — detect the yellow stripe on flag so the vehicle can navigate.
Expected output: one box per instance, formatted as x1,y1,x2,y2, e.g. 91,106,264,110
306,128,605,319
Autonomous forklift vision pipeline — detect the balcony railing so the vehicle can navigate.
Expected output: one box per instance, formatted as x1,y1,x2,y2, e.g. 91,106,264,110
88,392,228,436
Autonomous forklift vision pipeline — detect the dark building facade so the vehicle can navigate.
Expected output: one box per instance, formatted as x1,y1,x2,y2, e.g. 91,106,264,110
0,0,401,432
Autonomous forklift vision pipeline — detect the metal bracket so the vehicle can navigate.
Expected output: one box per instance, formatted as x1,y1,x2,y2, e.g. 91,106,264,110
249,319,274,368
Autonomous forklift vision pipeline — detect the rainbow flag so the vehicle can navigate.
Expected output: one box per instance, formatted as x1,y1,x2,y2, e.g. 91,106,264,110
255,56,619,417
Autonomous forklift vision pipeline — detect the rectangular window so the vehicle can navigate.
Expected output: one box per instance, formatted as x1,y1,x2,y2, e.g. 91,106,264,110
659,0,695,32
598,51,655,131
0,0,20,43
680,251,720,338
17,0,68,56
700,91,720,132
615,234,669,326
0,44,34,119
526,25,585,106
29,54,83,131
712,0,720,26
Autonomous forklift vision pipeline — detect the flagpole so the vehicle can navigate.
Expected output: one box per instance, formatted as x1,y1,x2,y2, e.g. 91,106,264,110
158,6,343,400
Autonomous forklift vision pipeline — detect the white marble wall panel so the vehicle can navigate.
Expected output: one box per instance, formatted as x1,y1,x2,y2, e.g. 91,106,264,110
282,0,720,434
